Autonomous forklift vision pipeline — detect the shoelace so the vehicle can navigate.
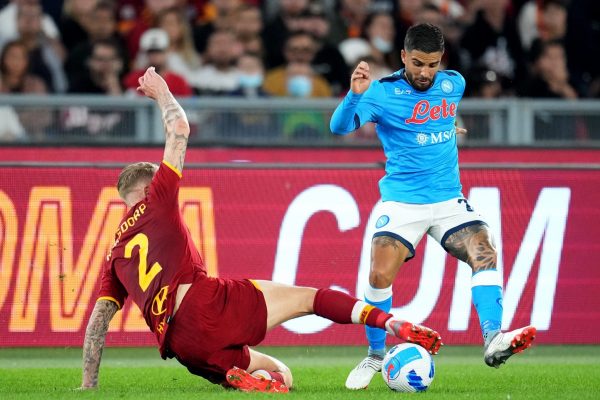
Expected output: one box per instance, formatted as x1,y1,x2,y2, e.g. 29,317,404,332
359,356,383,371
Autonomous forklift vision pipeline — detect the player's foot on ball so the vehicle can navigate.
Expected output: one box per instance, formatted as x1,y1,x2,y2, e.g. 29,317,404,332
345,355,382,390
387,320,443,355
484,326,537,368
226,367,289,393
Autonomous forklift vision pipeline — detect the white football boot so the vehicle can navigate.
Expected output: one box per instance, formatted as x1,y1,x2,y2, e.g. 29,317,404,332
345,355,382,390
484,326,537,368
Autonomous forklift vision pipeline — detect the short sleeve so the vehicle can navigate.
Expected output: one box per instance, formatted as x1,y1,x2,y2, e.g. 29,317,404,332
97,258,127,309
148,161,181,206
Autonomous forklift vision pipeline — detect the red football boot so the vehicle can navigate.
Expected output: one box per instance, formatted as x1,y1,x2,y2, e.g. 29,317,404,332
226,367,289,393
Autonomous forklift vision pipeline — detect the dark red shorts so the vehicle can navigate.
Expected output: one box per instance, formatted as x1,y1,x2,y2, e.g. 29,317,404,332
166,274,268,384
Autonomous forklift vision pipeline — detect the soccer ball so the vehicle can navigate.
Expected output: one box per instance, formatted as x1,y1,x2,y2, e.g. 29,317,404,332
381,343,435,392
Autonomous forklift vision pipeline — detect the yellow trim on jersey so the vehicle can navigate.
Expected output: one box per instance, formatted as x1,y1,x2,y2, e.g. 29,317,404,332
97,296,122,309
162,160,182,178
249,279,262,291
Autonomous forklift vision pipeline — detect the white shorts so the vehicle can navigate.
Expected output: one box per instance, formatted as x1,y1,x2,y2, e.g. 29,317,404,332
372,197,487,261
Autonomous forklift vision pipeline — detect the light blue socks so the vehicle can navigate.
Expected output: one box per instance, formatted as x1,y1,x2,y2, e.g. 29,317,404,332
471,270,503,346
364,284,393,356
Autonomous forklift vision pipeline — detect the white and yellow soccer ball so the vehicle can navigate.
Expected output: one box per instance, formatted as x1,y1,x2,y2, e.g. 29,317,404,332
381,343,435,392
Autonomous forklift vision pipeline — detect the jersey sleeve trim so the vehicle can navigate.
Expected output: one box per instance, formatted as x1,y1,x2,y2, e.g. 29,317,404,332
249,279,262,291
97,296,122,309
162,160,182,178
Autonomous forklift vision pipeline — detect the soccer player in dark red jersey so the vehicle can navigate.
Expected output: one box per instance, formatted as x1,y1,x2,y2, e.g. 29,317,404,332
80,66,443,394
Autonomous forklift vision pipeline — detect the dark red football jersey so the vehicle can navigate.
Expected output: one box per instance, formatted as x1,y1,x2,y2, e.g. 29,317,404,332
98,161,206,352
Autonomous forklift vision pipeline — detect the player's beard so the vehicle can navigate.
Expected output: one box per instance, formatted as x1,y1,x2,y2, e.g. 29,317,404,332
405,70,433,91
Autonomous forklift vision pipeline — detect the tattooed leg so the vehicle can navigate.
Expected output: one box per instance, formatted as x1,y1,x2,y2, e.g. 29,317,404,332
443,224,497,273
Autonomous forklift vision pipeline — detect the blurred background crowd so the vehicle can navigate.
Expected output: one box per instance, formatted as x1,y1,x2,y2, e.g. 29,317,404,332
0,0,599,142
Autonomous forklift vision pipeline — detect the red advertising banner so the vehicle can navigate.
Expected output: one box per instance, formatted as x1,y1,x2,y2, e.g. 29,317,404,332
0,162,599,347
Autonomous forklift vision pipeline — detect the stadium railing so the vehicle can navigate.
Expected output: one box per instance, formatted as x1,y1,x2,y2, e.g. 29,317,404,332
1,95,599,145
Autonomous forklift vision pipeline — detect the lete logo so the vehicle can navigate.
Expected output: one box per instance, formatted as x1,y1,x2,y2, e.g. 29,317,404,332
405,99,457,124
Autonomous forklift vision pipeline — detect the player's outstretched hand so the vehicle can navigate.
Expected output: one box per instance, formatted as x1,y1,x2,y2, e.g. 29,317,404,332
456,127,467,135
136,66,169,100
351,61,372,95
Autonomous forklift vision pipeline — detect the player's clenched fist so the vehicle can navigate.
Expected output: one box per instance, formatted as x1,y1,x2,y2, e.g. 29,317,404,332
136,66,169,100
350,61,371,95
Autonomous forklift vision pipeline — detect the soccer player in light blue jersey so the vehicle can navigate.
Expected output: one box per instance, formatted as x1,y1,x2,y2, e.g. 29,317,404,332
330,23,537,390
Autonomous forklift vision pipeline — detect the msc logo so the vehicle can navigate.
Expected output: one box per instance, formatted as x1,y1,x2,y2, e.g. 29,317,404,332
416,133,429,145
415,129,455,145
151,286,169,316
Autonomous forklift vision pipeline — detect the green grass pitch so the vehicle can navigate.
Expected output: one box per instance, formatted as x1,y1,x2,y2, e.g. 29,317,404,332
1,346,599,399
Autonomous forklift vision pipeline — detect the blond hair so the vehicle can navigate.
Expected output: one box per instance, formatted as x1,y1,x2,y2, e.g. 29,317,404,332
117,162,158,199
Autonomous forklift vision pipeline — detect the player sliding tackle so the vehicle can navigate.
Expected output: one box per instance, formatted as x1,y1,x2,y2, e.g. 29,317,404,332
79,66,442,394
330,23,536,391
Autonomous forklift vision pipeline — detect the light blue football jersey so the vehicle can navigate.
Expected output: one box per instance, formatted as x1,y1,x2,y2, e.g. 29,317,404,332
330,69,466,204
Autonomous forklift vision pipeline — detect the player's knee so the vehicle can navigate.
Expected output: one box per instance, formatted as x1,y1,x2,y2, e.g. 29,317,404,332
368,268,394,288
302,287,318,313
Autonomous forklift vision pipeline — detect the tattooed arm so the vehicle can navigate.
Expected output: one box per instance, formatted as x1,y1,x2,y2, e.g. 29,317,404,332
136,66,190,172
81,300,118,389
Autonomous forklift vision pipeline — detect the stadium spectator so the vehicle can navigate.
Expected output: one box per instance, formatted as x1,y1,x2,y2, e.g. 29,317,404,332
66,38,131,138
156,6,202,86
124,28,193,96
192,0,243,54
79,66,442,393
230,52,268,97
125,0,177,62
327,0,372,45
69,39,124,94
231,4,263,50
297,2,351,96
59,0,97,51
0,39,53,140
0,39,47,93
364,11,401,72
518,0,567,53
65,1,129,90
262,0,309,68
15,1,67,93
263,31,332,97
330,23,537,390
0,0,60,49
520,39,577,99
260,28,333,139
460,0,526,95
191,29,242,95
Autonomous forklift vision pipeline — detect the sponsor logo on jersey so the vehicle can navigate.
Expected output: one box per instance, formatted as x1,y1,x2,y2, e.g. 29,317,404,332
394,88,412,95
151,285,169,316
415,128,456,145
405,99,457,124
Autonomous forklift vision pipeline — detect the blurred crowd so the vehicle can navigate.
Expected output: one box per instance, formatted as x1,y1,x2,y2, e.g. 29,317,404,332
0,0,599,141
